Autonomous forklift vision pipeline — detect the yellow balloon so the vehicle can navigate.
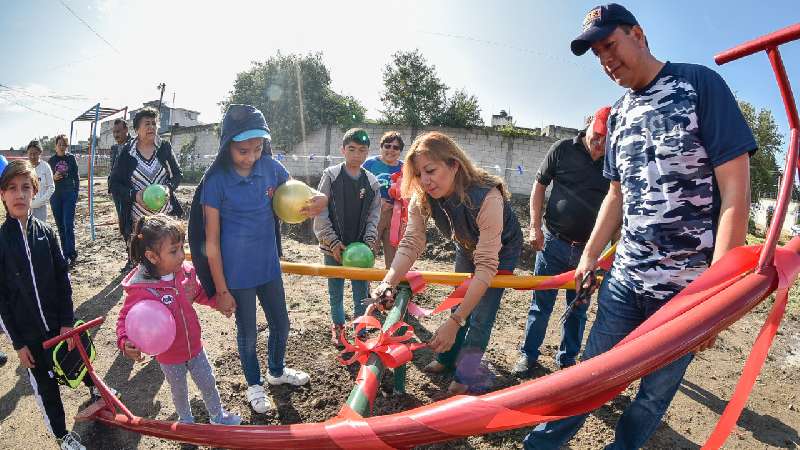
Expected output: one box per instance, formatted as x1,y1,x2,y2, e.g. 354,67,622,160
273,179,314,224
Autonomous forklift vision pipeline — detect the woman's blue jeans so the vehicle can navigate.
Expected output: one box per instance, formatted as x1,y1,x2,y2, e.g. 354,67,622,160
438,248,517,385
50,190,78,258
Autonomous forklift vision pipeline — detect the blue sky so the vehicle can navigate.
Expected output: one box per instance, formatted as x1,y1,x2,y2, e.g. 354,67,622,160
1,0,798,154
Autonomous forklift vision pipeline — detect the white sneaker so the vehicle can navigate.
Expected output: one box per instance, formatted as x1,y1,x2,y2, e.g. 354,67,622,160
266,367,309,386
211,410,242,425
59,431,86,450
90,385,118,400
245,385,273,414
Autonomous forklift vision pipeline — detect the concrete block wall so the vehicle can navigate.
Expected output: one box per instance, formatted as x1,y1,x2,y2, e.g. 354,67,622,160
182,122,559,195
171,126,220,168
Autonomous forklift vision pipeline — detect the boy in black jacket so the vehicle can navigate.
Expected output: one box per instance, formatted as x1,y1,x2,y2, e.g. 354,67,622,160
0,160,95,450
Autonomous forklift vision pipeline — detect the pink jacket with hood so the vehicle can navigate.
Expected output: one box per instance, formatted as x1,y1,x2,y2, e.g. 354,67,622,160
116,261,217,365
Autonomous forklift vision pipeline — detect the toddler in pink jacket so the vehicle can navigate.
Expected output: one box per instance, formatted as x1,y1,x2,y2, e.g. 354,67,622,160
116,214,240,425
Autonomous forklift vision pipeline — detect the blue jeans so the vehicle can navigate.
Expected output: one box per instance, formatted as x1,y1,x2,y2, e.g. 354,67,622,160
50,190,78,259
520,231,587,367
230,278,289,385
438,248,517,385
324,254,369,326
523,275,694,450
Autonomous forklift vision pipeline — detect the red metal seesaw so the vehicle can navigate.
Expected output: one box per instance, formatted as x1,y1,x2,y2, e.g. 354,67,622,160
44,23,799,449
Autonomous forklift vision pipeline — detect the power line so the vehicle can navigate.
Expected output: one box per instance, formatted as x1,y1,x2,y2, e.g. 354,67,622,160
0,83,89,101
0,93,66,121
417,30,594,72
42,54,104,72
0,84,77,111
58,0,121,54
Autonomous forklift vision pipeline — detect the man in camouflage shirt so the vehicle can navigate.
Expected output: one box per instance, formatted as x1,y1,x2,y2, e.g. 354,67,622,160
524,4,755,449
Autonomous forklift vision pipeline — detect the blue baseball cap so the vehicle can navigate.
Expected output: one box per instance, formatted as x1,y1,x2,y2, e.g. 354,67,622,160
232,128,271,142
571,3,639,56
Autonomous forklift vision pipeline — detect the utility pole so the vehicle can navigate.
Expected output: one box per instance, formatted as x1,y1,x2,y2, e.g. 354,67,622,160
156,82,166,125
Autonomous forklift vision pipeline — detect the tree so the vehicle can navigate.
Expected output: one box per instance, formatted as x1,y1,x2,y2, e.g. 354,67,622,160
178,135,199,169
739,100,782,200
381,50,483,128
380,50,448,127
321,94,366,132
39,136,56,154
433,88,484,128
221,52,367,150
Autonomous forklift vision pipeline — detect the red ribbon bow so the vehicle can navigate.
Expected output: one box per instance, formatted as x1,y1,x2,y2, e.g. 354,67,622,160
338,316,426,369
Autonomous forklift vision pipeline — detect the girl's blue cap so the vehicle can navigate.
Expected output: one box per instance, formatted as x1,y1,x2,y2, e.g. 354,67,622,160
233,129,271,142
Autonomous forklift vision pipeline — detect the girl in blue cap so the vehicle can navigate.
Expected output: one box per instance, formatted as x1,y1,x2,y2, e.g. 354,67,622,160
188,104,327,414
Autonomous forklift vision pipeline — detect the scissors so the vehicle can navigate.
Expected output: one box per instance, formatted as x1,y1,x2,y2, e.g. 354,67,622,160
559,270,601,326
361,284,397,310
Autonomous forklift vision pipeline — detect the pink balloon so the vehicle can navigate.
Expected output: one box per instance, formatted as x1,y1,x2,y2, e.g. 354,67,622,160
125,300,176,355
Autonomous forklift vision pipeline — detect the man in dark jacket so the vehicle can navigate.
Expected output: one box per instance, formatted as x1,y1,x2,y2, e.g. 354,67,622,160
108,118,131,241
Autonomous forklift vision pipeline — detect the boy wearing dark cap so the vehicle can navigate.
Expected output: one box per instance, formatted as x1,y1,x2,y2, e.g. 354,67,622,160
314,128,381,344
524,4,755,449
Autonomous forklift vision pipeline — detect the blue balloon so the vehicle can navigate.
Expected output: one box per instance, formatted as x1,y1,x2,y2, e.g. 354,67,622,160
0,155,8,178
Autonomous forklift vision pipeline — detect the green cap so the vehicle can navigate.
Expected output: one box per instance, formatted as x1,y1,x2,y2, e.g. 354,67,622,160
343,128,370,147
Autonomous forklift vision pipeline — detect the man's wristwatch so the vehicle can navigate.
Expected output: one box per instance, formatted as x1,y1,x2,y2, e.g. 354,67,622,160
449,312,466,327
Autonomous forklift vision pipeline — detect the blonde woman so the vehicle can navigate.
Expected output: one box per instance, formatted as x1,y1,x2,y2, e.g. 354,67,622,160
370,131,523,395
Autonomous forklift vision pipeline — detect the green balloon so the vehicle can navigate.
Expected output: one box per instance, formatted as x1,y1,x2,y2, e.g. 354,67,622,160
342,242,375,268
143,184,168,211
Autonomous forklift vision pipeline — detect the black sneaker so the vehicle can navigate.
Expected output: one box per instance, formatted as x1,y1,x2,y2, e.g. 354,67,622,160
0,350,7,368
556,360,576,370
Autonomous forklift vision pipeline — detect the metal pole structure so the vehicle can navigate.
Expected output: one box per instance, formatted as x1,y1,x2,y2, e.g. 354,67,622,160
68,121,74,153
157,82,166,128
715,23,800,271
89,103,100,240
340,285,412,416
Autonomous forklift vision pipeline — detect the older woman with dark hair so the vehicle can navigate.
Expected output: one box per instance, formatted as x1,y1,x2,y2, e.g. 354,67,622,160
110,107,183,249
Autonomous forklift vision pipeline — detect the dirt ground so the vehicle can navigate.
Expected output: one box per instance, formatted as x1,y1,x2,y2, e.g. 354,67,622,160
0,181,798,450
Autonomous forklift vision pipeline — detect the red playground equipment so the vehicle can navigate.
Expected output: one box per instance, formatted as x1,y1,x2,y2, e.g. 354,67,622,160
45,23,800,449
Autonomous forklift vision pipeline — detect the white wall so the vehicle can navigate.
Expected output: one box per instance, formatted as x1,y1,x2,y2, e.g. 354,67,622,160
176,122,557,195
754,198,799,235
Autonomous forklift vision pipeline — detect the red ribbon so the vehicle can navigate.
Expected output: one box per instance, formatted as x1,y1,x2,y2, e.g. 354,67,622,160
338,316,426,369
532,249,616,290
700,245,800,449
388,172,408,248
405,269,512,318
337,316,427,415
